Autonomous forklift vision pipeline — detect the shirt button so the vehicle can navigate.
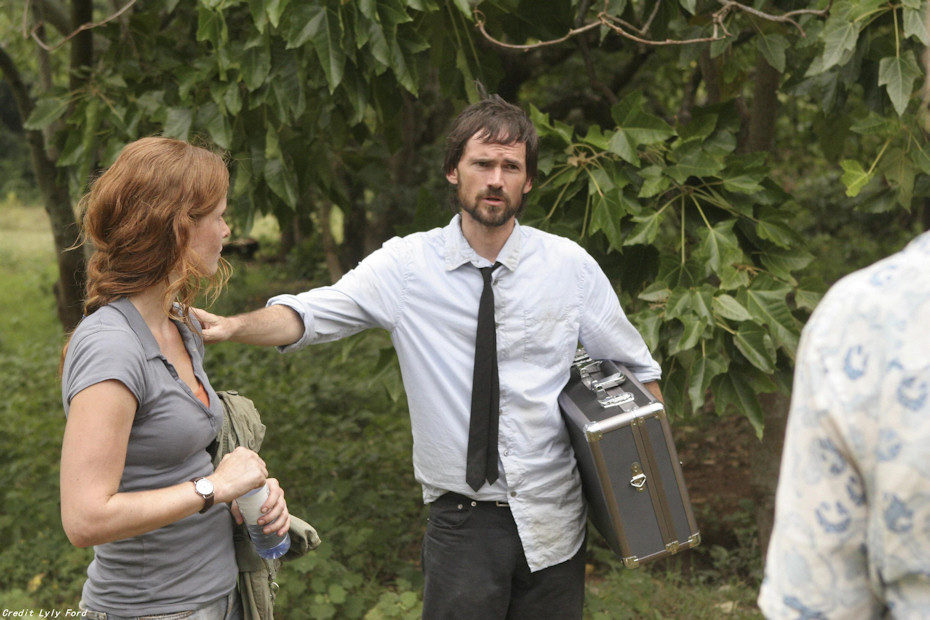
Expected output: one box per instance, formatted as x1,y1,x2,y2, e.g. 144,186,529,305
510,491,517,498
503,449,510,456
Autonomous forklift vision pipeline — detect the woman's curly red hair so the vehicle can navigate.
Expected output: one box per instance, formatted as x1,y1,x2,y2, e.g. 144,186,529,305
79,136,230,327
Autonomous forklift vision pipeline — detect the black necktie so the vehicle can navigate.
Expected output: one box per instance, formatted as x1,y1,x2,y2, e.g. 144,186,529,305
467,262,501,491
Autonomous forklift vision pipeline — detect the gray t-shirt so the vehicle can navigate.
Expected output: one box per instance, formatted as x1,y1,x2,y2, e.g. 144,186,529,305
61,298,236,616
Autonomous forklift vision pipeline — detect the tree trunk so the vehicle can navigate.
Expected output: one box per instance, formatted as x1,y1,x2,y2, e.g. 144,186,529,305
745,48,786,560
750,392,788,563
0,45,86,331
698,49,721,105
743,56,781,153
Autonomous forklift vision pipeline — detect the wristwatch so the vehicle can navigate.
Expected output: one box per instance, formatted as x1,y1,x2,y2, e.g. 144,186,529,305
191,477,215,513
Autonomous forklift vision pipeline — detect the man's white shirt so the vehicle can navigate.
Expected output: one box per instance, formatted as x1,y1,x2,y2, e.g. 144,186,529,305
270,214,660,571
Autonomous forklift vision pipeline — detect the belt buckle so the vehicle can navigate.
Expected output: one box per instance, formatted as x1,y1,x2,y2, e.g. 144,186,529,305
494,500,509,508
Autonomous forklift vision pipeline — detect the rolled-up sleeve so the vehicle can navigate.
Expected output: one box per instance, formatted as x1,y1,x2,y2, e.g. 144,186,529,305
578,254,661,382
268,237,410,353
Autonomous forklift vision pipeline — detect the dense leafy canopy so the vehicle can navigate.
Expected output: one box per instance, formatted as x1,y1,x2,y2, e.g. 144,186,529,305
3,0,928,433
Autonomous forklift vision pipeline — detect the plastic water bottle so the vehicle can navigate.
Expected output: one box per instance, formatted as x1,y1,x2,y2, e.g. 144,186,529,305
235,484,291,559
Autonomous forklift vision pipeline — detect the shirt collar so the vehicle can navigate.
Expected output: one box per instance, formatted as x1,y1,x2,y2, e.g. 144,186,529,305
442,213,523,272
108,297,167,361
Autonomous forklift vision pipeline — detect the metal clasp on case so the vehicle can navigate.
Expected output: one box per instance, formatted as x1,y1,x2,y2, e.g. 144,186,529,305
573,349,592,365
596,390,635,409
630,462,647,492
591,372,626,390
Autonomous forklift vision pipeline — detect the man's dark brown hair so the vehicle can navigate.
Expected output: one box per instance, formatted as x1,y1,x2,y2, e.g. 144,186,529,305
443,95,539,182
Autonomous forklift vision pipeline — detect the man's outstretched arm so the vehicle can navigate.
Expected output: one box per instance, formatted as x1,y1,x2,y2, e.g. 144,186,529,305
193,305,305,346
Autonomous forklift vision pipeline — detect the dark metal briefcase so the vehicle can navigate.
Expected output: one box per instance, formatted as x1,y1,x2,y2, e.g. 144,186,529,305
559,349,700,568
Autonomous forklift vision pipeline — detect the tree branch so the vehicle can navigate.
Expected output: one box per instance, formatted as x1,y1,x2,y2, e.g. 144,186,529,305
475,0,834,52
23,0,137,52
25,0,72,36
473,10,602,52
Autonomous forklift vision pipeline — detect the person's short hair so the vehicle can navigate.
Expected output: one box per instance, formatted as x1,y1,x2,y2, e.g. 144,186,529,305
443,95,538,182
79,136,230,322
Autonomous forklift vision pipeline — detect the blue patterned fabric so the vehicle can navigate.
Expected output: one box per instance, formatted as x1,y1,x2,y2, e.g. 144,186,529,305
759,232,930,618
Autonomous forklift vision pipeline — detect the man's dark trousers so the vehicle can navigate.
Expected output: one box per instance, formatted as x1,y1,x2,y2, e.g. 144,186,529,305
421,492,586,619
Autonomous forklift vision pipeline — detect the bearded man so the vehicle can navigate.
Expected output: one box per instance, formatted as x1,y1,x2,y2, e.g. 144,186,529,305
197,95,662,619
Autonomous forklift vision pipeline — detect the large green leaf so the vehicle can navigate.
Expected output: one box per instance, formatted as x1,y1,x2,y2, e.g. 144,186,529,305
611,92,675,145
741,283,801,357
163,107,193,141
197,6,227,43
721,174,763,195
265,0,292,28
850,112,897,135
607,131,638,165
734,322,776,373
367,21,392,68
687,354,728,412
819,16,861,72
665,288,692,320
241,38,272,91
755,219,798,250
904,7,930,45
623,209,664,246
248,0,268,32
696,220,741,274
878,52,921,116
199,103,232,149
590,195,623,248
669,315,706,355
666,142,725,183
840,159,871,197
712,294,752,322
632,311,661,351
910,141,930,175
264,128,298,208
754,32,788,73
23,97,69,131
312,6,346,92
711,372,763,437
390,29,419,94
677,112,717,142
690,287,714,323
795,290,823,312
638,283,671,303
638,166,670,198
760,247,813,284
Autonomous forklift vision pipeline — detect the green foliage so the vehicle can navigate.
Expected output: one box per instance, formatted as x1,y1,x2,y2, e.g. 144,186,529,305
3,0,929,450
523,98,805,433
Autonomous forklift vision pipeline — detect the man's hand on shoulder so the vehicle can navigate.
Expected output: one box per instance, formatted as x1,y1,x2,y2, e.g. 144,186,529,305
192,307,236,343
192,304,304,347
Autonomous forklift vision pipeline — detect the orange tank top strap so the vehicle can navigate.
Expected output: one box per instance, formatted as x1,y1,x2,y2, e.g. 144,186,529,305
193,378,210,408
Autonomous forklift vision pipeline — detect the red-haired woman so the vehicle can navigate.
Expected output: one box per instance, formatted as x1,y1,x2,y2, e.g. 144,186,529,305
60,137,289,619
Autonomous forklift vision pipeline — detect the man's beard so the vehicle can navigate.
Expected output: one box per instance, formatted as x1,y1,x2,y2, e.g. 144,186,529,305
453,187,525,228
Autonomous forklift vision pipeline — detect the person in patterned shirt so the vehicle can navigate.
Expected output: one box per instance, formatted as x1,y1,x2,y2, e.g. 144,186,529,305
759,231,930,618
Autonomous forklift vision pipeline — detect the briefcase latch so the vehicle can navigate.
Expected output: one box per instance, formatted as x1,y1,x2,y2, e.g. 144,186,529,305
630,462,647,492
591,372,626,391
597,390,635,409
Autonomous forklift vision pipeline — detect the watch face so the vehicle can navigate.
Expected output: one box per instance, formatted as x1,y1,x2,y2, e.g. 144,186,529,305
195,478,214,495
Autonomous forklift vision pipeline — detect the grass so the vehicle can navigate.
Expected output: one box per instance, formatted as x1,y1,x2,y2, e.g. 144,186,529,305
0,199,762,617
